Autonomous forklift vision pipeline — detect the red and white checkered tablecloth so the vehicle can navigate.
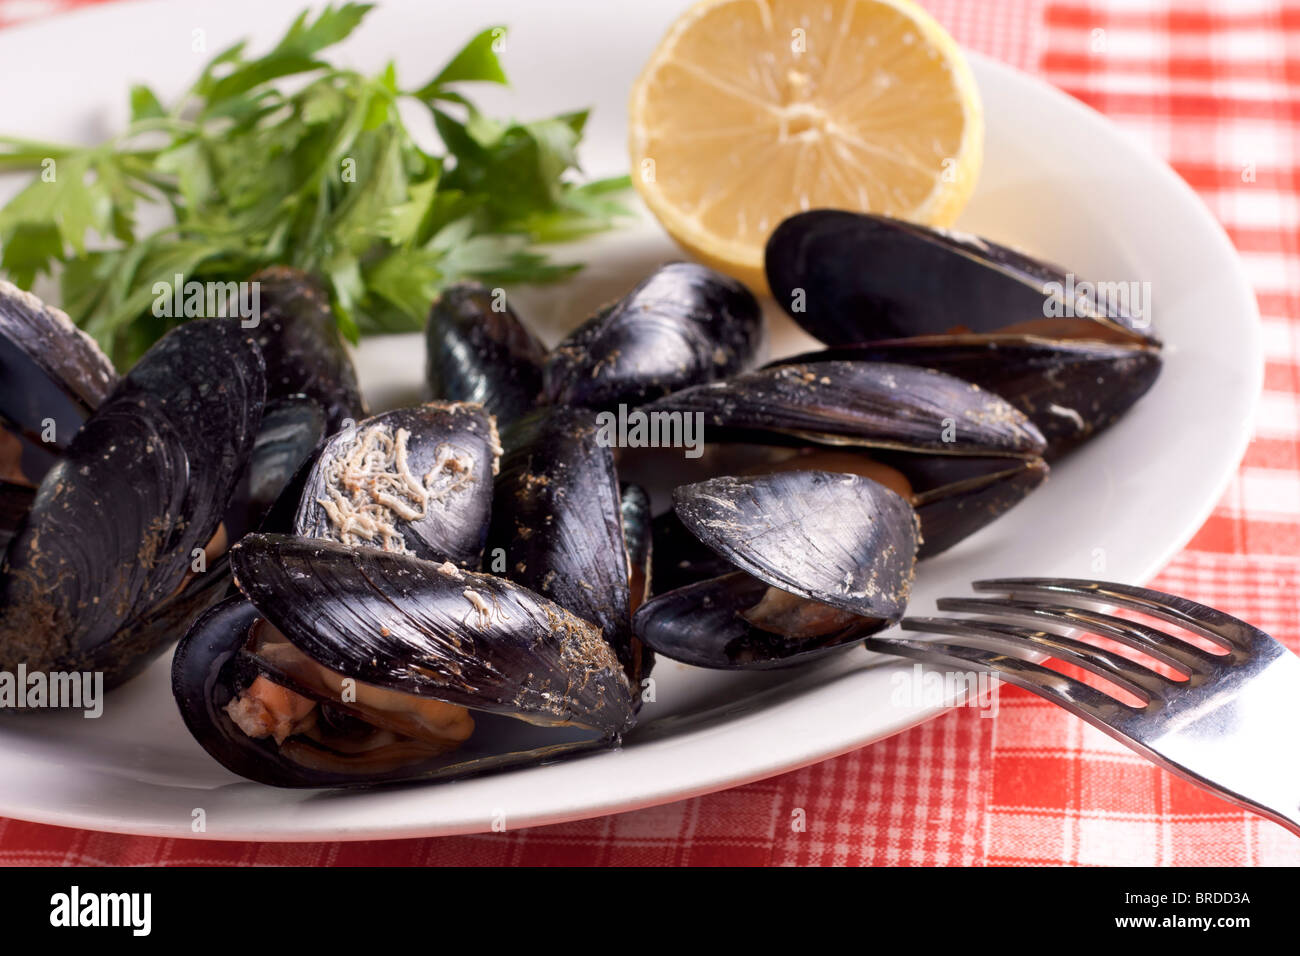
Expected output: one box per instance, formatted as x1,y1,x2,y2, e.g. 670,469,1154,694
0,0,1297,866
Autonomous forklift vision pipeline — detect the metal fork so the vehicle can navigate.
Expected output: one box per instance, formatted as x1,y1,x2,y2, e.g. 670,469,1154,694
865,577,1300,836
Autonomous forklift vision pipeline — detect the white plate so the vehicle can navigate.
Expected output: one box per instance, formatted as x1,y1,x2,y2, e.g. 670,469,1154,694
0,0,1260,840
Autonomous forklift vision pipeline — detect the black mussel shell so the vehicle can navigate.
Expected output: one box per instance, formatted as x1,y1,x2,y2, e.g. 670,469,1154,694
0,319,265,686
0,281,117,486
226,395,327,541
771,336,1161,459
646,361,1046,458
634,471,920,669
426,282,547,426
293,403,499,568
487,407,645,682
0,280,118,451
674,472,917,618
171,534,635,786
544,262,763,407
874,451,1049,557
250,267,365,431
634,572,888,670
765,210,1157,346
173,592,626,788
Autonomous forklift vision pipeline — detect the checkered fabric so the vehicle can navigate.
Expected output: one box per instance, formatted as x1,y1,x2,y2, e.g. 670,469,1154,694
0,0,1297,865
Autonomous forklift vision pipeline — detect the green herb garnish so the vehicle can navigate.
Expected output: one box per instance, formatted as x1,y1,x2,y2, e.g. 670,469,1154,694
0,3,630,366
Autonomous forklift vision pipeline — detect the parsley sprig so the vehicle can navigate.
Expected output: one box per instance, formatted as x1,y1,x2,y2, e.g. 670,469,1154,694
0,4,630,366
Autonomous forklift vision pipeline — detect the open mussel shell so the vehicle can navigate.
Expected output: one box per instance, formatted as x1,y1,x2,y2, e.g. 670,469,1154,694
487,406,646,682
0,319,265,687
250,267,365,431
0,281,118,486
869,451,1048,557
634,471,920,669
171,536,635,787
544,262,763,408
426,282,547,427
646,361,1046,458
771,336,1161,459
635,572,890,670
765,210,1157,346
293,402,500,568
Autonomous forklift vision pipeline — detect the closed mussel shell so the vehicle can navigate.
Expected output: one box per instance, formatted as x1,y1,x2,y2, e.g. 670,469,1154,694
487,406,646,681
771,336,1161,459
249,267,365,431
646,361,1046,457
425,282,547,427
765,210,1156,346
544,262,763,408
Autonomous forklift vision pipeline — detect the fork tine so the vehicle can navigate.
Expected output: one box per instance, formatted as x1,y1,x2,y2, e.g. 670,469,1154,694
933,596,1217,675
866,633,1132,723
973,578,1263,651
900,616,1173,700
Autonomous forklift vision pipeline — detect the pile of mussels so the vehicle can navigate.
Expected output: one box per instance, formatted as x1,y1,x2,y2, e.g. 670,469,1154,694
0,210,1160,787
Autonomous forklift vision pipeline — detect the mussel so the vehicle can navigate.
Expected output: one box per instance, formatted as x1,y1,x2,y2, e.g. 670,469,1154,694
172,535,634,787
293,403,500,568
645,361,1048,557
250,267,365,431
770,336,1160,459
763,211,1162,457
766,210,1156,345
0,318,266,689
425,282,548,426
544,262,763,408
486,406,651,685
634,471,920,669
0,279,118,488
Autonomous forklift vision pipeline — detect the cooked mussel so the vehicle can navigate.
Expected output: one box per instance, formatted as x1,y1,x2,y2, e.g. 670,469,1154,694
766,210,1157,346
543,262,763,407
293,402,500,568
173,534,634,787
764,212,1161,459
0,279,119,485
250,267,365,431
645,360,1047,556
426,282,547,426
769,336,1161,459
486,406,650,684
634,472,920,669
0,318,266,689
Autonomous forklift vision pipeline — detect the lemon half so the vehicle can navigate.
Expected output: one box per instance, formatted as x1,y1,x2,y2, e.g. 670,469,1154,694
629,0,983,292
